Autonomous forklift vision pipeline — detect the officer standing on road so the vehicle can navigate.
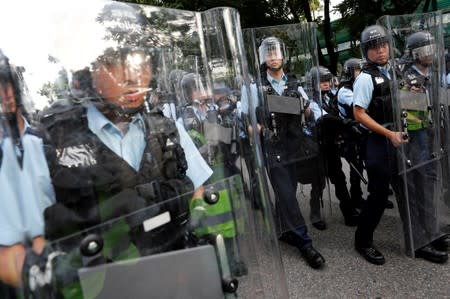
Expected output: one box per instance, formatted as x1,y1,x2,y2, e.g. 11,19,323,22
352,25,408,265
337,58,366,210
397,30,449,262
337,58,395,210
308,65,360,227
257,37,325,269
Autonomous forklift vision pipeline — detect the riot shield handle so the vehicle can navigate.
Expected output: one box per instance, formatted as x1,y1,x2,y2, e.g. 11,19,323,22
214,234,239,296
401,110,409,140
270,112,278,138
425,89,433,126
399,110,412,167
222,276,239,293
79,234,108,267
440,104,446,130
204,187,220,205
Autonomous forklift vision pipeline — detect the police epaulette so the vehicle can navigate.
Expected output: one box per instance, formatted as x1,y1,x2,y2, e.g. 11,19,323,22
40,105,86,129
24,126,45,139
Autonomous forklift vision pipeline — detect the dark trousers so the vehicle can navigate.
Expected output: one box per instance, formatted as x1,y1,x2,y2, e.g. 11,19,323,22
344,136,366,205
269,162,312,249
323,143,355,217
355,134,395,247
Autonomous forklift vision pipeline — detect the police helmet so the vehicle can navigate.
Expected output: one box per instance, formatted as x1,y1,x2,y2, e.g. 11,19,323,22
310,66,333,87
258,37,286,67
341,58,362,82
180,73,212,107
69,2,153,116
405,31,436,61
360,25,389,60
0,50,23,108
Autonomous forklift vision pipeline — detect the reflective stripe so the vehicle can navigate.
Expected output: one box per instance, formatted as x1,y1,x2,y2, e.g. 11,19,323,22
197,211,234,227
406,110,428,131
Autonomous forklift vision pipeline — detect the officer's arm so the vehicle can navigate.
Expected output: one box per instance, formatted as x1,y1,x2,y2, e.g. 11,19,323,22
0,244,25,286
353,105,406,147
0,236,45,287
192,185,205,199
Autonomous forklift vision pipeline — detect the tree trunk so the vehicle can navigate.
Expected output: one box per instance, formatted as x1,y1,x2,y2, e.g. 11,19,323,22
323,0,338,73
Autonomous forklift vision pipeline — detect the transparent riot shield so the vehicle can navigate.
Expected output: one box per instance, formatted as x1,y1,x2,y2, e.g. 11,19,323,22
378,11,450,256
19,178,258,299
442,12,450,229
242,23,333,236
0,1,287,298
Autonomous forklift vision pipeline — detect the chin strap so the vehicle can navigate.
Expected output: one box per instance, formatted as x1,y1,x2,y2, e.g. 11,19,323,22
96,101,144,122
5,112,24,167
269,65,283,72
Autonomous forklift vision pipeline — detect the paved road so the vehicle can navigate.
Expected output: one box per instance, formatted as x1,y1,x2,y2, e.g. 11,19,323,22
283,161,450,299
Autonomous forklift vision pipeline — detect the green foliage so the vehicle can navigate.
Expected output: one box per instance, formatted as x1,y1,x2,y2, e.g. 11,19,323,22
334,0,423,46
119,0,425,73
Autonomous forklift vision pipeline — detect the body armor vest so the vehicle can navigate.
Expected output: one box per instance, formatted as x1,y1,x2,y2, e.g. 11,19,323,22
22,105,195,299
402,66,430,131
260,73,313,165
363,63,393,125
41,105,193,247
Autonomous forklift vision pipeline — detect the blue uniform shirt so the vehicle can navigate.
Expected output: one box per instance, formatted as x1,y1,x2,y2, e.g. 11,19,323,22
308,93,329,122
337,86,354,118
267,73,288,95
87,104,146,171
87,104,212,189
354,65,391,110
0,119,55,245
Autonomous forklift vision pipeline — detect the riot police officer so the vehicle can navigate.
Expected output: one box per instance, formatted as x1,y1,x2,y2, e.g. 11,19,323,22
20,3,213,297
0,50,54,288
179,73,248,276
308,65,360,227
353,25,409,265
337,58,394,210
337,58,366,209
397,30,449,262
257,36,325,269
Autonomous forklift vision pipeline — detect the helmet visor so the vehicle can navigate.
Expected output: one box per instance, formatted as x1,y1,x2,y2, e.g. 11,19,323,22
320,72,333,82
364,36,389,50
259,43,284,65
412,44,436,60
91,48,152,106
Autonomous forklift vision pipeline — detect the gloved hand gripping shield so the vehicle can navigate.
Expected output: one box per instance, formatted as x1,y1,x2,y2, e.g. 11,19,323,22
378,11,450,256
0,1,287,298
243,23,332,236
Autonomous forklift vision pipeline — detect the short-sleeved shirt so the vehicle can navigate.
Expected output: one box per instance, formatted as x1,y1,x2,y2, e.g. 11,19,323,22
87,105,212,189
337,86,353,118
0,120,55,246
267,73,288,96
308,94,329,122
353,66,391,110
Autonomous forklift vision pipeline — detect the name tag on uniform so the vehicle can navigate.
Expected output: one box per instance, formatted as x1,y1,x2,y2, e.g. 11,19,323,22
375,76,385,84
143,211,171,232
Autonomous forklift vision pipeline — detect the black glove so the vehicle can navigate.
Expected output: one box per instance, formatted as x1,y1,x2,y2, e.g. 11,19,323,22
319,114,343,131
341,118,363,135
